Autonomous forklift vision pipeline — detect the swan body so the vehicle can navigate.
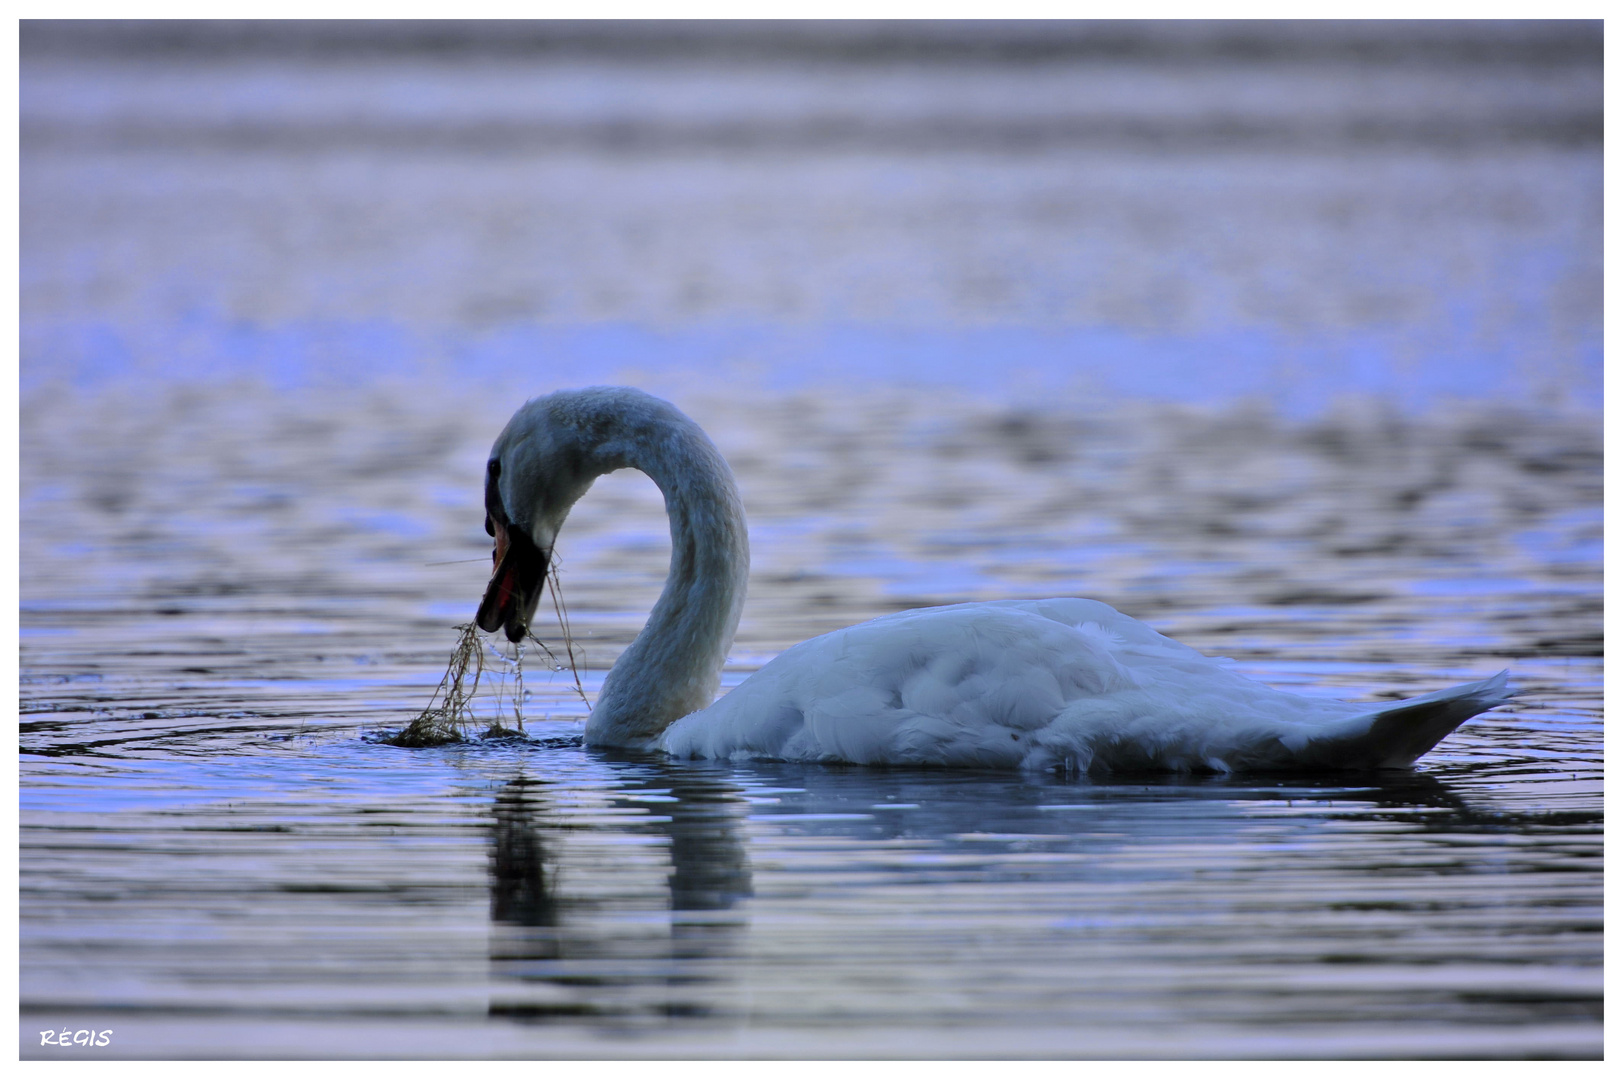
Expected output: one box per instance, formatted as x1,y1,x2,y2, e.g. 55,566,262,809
476,387,1512,774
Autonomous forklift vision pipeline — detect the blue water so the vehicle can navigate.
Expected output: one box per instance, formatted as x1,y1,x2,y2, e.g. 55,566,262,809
21,317,1604,417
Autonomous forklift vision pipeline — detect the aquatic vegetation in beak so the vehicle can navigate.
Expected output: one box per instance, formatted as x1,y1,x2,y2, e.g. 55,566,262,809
384,559,589,747
383,622,489,747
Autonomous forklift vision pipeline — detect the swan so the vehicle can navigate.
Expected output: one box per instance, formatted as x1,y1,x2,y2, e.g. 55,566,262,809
475,386,1512,773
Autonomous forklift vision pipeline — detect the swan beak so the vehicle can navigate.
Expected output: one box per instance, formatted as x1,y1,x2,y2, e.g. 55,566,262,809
475,520,549,643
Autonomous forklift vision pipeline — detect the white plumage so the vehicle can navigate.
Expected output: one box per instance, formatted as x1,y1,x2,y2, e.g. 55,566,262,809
474,387,1512,774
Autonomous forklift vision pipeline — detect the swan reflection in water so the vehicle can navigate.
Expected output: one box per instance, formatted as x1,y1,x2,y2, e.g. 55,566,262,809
487,760,752,1025
479,753,1575,1034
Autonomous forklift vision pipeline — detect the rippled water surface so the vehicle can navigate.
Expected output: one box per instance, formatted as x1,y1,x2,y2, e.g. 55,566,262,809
20,22,1601,1059
20,383,1603,1058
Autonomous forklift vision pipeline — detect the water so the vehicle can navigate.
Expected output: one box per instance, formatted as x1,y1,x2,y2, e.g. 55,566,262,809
19,22,1601,1059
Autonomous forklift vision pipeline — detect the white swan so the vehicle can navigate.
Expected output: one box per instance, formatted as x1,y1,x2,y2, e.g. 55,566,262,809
476,387,1512,773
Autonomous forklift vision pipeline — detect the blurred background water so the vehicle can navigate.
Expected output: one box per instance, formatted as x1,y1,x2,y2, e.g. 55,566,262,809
19,20,1602,1059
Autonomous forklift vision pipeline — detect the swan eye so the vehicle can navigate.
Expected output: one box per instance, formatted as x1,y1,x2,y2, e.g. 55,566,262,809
483,458,507,537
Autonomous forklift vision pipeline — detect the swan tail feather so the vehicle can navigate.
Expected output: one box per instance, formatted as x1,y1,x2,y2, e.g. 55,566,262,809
1299,670,1514,769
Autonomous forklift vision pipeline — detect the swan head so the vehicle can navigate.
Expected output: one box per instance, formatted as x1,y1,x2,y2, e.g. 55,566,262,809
475,456,551,643
476,387,672,642
475,393,603,643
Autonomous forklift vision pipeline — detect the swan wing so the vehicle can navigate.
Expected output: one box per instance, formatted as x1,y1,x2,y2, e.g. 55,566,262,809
663,599,1299,767
662,602,1095,766
660,599,1512,772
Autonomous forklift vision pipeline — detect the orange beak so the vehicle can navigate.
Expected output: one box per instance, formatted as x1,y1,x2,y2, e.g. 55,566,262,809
476,519,549,643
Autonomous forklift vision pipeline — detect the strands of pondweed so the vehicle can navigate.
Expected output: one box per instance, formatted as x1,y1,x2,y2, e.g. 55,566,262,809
514,641,525,730
385,622,486,746
479,638,526,738
542,555,590,708
388,551,590,746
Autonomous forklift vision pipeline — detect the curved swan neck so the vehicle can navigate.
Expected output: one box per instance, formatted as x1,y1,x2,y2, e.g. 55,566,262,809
576,394,749,748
